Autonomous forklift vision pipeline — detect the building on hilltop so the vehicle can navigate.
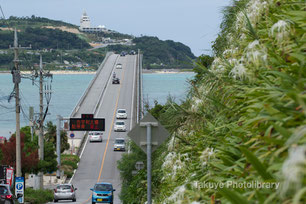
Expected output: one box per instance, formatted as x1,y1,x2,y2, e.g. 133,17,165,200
79,11,107,33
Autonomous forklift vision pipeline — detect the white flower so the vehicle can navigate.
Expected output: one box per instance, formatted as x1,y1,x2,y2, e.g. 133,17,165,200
200,147,215,166
245,41,268,65
270,20,291,44
168,136,176,151
166,185,186,203
281,145,306,196
229,63,247,80
190,97,202,112
246,0,268,26
247,40,260,50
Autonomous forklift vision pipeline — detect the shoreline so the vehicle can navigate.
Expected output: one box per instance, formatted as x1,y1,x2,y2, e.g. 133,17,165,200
0,69,194,75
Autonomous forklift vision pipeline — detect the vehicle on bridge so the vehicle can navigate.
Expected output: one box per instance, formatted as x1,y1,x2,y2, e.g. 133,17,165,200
114,120,126,132
116,109,127,119
112,77,120,84
129,50,136,55
90,182,116,204
116,63,122,69
53,184,77,202
89,131,103,142
114,138,126,151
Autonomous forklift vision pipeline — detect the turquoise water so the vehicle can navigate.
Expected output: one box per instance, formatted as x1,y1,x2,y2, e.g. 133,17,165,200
0,72,194,137
142,72,194,106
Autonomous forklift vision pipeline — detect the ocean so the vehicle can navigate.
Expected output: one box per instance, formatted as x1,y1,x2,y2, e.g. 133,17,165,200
0,72,194,138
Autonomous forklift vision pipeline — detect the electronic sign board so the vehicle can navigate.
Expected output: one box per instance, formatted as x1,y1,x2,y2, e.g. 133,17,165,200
70,118,105,131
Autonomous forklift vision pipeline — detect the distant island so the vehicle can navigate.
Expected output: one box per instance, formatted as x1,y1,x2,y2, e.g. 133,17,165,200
0,15,196,71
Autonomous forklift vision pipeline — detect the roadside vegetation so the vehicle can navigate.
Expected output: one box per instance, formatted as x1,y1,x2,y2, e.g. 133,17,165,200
61,154,80,178
24,188,53,204
118,0,305,203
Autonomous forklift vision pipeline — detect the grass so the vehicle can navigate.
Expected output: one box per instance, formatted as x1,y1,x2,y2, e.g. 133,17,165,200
24,188,53,204
60,154,80,178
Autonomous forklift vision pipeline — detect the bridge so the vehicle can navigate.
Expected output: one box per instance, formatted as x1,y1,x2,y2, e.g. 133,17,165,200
55,52,143,203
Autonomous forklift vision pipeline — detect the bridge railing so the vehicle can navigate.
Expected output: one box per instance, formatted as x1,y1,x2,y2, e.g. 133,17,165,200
69,52,113,118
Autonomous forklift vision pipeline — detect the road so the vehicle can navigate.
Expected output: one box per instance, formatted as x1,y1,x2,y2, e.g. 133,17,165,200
51,53,138,204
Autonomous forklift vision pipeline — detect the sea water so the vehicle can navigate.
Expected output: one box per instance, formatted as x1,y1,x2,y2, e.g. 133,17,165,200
0,72,194,137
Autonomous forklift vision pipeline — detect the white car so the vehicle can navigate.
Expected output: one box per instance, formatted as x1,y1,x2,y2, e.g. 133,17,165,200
116,63,122,69
114,120,126,132
89,131,103,142
116,109,127,119
114,138,126,151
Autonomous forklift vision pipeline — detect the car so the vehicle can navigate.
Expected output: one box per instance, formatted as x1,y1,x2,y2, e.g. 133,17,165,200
114,120,126,132
89,131,103,142
116,63,122,69
54,184,77,202
129,50,136,55
114,138,126,151
120,51,127,56
116,109,127,119
91,182,115,204
0,184,21,204
112,77,120,84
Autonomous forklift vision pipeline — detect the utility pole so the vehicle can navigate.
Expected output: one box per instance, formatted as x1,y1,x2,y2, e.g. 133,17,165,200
10,28,31,177
38,54,44,189
12,29,21,178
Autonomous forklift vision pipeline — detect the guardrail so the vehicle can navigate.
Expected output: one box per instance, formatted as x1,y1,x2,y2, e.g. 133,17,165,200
93,55,119,115
70,52,113,117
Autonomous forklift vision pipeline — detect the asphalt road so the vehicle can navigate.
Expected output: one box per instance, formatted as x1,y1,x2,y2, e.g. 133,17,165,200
50,54,137,204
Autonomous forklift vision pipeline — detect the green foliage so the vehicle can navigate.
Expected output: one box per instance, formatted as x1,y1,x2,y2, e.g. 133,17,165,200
120,0,306,203
60,154,80,178
117,141,146,203
97,36,196,69
24,188,53,204
0,27,90,50
1,15,76,29
38,141,57,173
45,121,70,153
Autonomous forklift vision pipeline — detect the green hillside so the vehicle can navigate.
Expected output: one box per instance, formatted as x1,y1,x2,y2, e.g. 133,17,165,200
118,0,306,203
97,36,196,69
0,16,196,70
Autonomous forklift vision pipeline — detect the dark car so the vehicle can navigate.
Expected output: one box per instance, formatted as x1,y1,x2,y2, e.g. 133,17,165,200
0,184,21,204
129,50,136,55
120,51,126,57
112,77,120,84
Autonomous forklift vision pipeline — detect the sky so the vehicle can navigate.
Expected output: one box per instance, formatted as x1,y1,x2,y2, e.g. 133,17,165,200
0,0,231,56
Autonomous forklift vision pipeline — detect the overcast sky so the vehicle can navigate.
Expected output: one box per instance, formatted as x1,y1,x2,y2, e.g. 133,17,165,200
0,0,231,56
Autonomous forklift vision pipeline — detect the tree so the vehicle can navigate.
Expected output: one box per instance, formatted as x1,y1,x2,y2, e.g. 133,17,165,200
0,132,39,174
45,121,70,153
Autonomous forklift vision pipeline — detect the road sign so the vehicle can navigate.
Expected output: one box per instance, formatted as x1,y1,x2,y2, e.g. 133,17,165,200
70,118,105,131
15,177,24,203
128,113,170,152
70,132,75,138
128,112,170,204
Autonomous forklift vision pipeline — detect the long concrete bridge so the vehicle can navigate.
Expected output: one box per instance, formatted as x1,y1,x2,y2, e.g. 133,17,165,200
55,52,143,204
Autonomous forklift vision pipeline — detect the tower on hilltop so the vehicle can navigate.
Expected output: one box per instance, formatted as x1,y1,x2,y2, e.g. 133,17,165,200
80,11,91,29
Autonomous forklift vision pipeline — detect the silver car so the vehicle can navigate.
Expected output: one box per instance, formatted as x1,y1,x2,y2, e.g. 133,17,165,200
114,138,126,151
54,184,77,202
89,131,103,142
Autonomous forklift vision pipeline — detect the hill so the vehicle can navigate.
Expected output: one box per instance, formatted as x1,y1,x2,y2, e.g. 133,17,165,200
97,36,196,69
0,16,196,70
118,0,306,203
